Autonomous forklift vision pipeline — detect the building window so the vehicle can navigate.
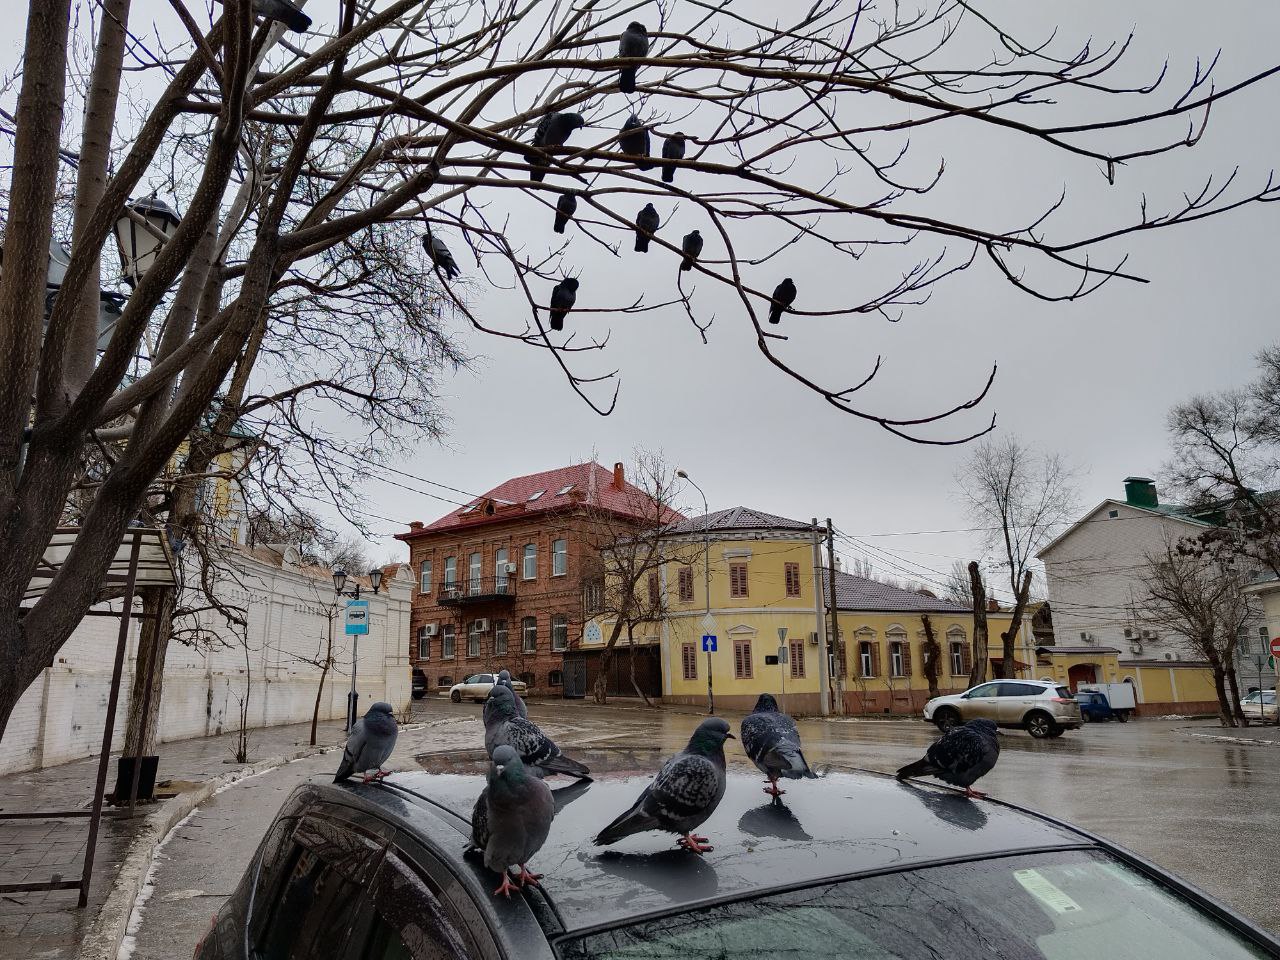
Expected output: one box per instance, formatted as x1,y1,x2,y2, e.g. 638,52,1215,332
784,562,801,598
441,623,455,658
495,548,509,591
682,643,697,680
522,616,537,653
519,672,535,688
730,562,748,598
678,566,694,603
420,560,432,595
790,639,805,679
551,614,568,651
468,552,482,594
552,538,567,577
522,543,537,580
648,571,660,607
549,670,563,687
468,620,483,657
734,640,753,679
443,555,457,589
890,642,904,677
858,641,877,678
416,626,430,660
494,619,508,656
950,641,966,676
438,676,453,688
583,578,604,615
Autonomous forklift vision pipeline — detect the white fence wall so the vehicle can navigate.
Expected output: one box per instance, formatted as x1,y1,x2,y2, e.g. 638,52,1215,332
0,552,413,775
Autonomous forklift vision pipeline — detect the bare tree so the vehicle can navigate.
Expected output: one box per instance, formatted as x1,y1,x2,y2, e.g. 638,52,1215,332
1144,537,1254,726
3,1,1280,739
920,613,941,700
966,561,989,688
943,560,975,608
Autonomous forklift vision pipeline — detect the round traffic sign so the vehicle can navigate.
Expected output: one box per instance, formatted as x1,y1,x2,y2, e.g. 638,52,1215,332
1271,636,1280,657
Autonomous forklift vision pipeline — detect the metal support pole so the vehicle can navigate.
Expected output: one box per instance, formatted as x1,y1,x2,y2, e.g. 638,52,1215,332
347,632,360,731
826,519,843,716
80,533,142,908
811,519,830,716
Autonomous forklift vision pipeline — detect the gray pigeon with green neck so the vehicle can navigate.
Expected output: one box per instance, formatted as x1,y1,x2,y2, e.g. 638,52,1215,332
595,717,734,853
486,668,527,721
334,702,398,782
485,683,589,779
470,746,555,897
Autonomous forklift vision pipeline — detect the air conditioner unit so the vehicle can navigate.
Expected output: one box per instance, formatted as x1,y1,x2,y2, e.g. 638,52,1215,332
503,562,517,574
423,623,438,637
1079,632,1092,643
1123,627,1134,639
474,618,490,632
808,631,820,646
1141,629,1154,640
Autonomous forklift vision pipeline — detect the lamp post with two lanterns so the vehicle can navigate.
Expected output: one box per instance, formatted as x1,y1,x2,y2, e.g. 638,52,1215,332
333,566,384,731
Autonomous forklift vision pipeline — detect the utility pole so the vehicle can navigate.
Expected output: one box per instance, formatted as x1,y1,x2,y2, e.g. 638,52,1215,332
826,518,843,716
811,518,830,716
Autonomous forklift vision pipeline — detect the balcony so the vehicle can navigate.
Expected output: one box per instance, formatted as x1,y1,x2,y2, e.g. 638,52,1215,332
438,576,517,606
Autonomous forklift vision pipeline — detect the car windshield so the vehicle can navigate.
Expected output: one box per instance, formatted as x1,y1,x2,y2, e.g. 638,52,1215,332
558,850,1269,960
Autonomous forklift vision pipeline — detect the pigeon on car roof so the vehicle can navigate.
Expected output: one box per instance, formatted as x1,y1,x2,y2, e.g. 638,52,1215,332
896,718,1000,799
485,683,590,779
469,746,555,897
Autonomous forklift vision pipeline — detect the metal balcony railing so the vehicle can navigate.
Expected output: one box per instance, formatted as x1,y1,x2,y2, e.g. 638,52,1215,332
438,576,517,605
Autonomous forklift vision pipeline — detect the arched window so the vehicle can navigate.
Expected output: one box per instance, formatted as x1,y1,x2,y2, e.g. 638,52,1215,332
438,675,453,688
549,670,564,687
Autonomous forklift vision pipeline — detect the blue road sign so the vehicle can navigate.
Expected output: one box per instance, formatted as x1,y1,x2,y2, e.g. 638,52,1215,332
345,598,370,635
702,634,717,653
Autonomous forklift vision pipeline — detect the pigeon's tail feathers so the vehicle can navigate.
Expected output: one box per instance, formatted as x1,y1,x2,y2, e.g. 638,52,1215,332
334,749,356,782
635,232,649,253
770,746,816,780
530,165,547,183
282,7,311,32
662,164,675,184
637,157,654,171
896,757,935,781
538,754,591,779
596,797,658,845
554,214,568,234
680,254,694,271
620,67,637,94
549,310,565,331
768,303,783,324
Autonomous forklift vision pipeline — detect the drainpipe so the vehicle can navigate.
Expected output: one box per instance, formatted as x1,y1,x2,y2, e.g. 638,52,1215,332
811,519,830,717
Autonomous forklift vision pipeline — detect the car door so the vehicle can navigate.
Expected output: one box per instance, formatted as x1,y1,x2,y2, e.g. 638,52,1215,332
470,674,493,698
996,682,1040,724
962,682,1001,720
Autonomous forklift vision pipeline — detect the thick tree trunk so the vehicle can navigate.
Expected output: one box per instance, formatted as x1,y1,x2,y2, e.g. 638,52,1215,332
122,586,176,756
998,570,1033,679
592,617,627,705
920,614,941,699
1204,645,1235,726
967,561,989,688
1224,663,1247,727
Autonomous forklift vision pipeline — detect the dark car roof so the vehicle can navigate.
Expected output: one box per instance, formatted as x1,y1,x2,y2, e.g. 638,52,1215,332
341,747,1090,935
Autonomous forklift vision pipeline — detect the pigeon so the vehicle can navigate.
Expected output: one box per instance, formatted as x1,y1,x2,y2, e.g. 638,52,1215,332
680,230,703,271
768,277,796,324
548,277,579,331
740,693,817,798
468,746,555,897
617,22,649,94
553,192,578,234
249,0,311,33
634,204,660,253
527,112,586,182
334,702,398,783
618,115,654,171
423,230,460,279
661,132,686,184
485,682,591,778
486,668,528,719
595,717,734,853
896,717,1000,799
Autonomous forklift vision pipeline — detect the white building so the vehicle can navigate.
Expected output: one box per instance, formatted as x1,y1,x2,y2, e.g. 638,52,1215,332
0,545,413,776
1037,476,1269,674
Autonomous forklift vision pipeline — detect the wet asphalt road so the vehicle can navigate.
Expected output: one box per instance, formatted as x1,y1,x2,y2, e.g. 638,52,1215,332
127,700,1279,956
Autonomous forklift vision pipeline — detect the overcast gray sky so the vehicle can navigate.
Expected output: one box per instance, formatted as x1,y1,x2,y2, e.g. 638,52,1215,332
5,1,1278,598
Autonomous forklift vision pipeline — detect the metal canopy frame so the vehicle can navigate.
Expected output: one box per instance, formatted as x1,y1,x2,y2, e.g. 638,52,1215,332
0,526,177,907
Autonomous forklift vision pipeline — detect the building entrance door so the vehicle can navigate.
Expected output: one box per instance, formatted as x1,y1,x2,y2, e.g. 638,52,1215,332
563,656,587,698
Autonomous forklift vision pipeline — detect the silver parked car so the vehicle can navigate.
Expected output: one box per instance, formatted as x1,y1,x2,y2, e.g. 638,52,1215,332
1240,689,1276,720
924,679,1083,739
449,672,528,703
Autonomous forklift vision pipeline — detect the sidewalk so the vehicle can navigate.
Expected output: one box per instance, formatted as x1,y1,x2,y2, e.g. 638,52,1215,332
1178,718,1280,745
0,716,355,956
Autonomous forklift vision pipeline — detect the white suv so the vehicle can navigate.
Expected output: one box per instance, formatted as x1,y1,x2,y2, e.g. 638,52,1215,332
449,672,528,703
923,680,1082,739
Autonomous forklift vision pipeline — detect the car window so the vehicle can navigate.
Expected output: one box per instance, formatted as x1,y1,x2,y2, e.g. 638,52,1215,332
478,674,494,683
464,675,479,684
1055,686,1074,700
560,849,1271,960
967,683,1000,697
360,851,473,960
998,683,1042,697
255,846,368,960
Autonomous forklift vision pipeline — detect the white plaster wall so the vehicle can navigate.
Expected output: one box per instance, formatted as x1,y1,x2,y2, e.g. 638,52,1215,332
0,554,413,775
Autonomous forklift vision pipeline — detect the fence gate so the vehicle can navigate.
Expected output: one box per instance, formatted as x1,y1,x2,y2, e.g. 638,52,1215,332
562,656,587,698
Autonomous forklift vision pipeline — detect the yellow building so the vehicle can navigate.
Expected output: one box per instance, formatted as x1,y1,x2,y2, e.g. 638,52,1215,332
582,507,1020,715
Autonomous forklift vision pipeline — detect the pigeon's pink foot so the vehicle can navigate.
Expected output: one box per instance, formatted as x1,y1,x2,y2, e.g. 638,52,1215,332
677,834,714,854
517,865,543,887
493,874,520,898
372,769,390,781
964,786,988,799
763,780,785,798
360,773,374,784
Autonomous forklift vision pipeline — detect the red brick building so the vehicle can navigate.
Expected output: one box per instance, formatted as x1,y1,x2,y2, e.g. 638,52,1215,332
395,461,676,697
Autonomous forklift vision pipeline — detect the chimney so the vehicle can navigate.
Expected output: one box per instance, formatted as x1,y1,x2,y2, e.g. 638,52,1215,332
409,520,424,532
613,462,625,490
1123,477,1158,509
987,597,1000,613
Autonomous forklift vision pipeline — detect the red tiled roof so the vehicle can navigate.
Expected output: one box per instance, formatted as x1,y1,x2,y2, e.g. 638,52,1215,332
397,462,683,537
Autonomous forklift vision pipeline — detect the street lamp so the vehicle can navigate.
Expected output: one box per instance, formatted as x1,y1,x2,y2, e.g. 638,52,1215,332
677,469,714,715
333,566,384,730
113,196,182,287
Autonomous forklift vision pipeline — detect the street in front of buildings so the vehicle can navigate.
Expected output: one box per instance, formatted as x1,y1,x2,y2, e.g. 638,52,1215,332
117,698,1280,959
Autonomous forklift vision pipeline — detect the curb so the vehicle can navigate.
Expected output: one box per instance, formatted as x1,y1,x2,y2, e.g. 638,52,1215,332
76,742,338,960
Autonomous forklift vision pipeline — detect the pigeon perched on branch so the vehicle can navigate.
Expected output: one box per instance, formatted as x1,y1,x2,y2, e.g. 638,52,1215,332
661,133,686,184
619,115,654,171
680,230,703,271
595,718,733,853
768,278,796,324
634,204,660,253
527,112,586,182
485,682,590,778
617,22,650,94
334,702,398,783
554,192,579,234
423,231,460,279
740,693,817,798
248,0,311,33
469,746,555,897
548,277,579,332
896,717,1000,798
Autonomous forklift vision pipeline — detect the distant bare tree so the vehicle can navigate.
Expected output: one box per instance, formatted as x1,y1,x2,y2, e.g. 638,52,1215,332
943,560,975,608
966,561,990,688
920,613,942,700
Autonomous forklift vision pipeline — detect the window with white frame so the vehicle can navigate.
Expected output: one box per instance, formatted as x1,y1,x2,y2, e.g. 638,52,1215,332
522,616,537,652
551,614,568,651
552,538,567,576
890,643,904,677
859,641,874,677
468,620,483,657
419,560,432,595
441,623,456,658
522,543,537,580
416,626,430,660
468,552,482,594
494,619,508,655
495,548,509,591
443,555,457,589
950,641,965,676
